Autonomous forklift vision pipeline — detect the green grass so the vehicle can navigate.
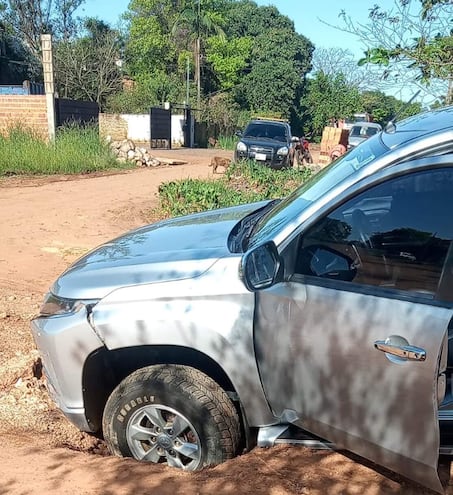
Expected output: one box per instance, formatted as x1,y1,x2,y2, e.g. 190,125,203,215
156,160,312,218
0,124,126,176
216,134,239,150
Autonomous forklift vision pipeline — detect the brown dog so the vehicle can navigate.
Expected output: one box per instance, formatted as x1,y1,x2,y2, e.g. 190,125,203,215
209,156,231,174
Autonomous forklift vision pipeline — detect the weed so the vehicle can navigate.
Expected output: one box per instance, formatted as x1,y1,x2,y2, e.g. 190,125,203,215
217,135,239,151
156,160,312,218
0,124,127,176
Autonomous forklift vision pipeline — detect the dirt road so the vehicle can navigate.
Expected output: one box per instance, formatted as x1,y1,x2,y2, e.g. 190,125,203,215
0,149,447,494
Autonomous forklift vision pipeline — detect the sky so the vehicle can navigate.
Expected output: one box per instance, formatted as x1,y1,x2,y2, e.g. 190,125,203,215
79,0,397,58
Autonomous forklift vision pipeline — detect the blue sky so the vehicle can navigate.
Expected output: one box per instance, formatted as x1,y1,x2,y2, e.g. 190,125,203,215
79,0,397,59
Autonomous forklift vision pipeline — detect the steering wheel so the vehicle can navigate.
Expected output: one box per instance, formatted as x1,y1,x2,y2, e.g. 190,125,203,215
351,209,374,248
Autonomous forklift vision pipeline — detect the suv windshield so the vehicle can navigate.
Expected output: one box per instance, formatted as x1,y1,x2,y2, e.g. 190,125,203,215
350,125,380,138
243,123,288,143
248,136,389,248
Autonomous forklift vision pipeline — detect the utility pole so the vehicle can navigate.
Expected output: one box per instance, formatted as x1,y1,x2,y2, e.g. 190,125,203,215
196,0,201,109
186,56,190,106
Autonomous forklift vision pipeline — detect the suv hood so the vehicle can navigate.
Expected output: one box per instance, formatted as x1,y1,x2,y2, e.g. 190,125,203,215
52,201,269,299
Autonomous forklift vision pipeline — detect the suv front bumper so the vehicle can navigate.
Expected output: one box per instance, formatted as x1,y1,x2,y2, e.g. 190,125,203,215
30,306,104,432
235,149,290,169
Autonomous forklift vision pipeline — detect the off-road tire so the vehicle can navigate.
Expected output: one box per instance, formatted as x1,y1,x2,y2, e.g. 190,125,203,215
102,364,241,469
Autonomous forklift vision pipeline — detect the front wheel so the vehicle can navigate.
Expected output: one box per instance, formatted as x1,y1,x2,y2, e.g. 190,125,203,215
102,365,241,470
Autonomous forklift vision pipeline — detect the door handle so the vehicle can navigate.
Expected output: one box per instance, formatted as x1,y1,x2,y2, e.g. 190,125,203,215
374,340,426,362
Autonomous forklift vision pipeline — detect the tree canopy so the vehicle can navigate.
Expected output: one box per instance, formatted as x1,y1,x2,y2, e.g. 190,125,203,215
337,0,453,104
123,0,314,118
0,0,445,136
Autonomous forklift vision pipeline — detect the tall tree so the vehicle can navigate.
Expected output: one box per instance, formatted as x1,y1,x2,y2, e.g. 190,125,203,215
312,47,382,92
54,18,122,108
125,0,180,77
205,35,252,91
224,1,313,118
1,0,84,59
335,0,453,104
172,0,225,106
301,72,361,137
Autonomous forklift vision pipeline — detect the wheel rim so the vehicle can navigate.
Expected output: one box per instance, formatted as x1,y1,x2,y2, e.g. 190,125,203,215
126,404,202,470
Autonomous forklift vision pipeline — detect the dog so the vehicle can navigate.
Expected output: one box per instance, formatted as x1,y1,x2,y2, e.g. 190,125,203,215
209,156,231,174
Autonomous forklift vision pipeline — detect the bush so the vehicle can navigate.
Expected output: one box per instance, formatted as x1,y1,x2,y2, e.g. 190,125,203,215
156,160,312,218
0,124,125,176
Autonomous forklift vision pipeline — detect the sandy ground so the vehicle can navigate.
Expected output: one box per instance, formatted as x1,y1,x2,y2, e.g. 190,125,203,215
0,147,449,494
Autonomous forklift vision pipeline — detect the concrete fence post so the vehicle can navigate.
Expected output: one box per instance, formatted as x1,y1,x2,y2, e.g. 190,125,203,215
41,34,56,141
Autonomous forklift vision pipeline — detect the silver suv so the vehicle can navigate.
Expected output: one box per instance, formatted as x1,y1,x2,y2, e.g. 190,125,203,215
32,107,453,492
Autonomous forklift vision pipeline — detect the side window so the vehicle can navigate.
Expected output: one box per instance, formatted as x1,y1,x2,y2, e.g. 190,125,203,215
296,168,453,299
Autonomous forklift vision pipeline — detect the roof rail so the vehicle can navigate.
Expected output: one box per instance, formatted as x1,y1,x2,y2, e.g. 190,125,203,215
252,115,289,123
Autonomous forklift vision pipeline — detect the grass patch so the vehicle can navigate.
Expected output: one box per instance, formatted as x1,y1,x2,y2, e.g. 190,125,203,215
216,134,239,150
156,160,312,218
0,124,126,176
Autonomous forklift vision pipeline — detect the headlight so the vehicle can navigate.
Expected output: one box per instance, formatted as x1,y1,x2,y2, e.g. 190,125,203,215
39,293,98,317
277,146,289,156
236,141,247,152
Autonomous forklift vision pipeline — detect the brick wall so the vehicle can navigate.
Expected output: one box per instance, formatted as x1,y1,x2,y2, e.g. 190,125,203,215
99,113,128,141
0,95,48,138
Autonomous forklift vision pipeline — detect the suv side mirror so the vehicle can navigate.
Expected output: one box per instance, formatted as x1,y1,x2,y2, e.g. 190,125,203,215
240,241,283,291
235,130,243,137
291,136,300,143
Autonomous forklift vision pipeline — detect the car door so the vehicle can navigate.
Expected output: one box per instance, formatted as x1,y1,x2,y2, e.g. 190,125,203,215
254,166,453,493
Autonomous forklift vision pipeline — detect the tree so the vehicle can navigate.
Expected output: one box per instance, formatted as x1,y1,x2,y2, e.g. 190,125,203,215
360,90,422,126
172,0,226,107
222,1,313,118
334,0,453,104
1,0,84,60
54,19,122,108
311,47,383,92
106,71,182,113
225,1,294,38
205,35,252,91
301,72,361,137
124,0,180,77
0,19,30,83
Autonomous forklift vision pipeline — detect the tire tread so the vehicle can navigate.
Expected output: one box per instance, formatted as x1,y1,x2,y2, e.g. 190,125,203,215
102,364,241,466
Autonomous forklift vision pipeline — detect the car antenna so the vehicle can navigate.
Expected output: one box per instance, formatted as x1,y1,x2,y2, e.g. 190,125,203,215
385,90,421,134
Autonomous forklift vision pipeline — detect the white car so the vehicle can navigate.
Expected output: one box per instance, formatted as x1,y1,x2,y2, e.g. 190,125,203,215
348,121,383,148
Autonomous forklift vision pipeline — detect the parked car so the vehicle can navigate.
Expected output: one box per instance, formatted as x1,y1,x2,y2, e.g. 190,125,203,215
348,121,383,148
234,118,297,169
31,106,453,493
343,112,373,130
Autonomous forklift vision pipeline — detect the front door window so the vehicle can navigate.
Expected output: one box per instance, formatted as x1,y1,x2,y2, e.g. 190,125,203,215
297,168,453,301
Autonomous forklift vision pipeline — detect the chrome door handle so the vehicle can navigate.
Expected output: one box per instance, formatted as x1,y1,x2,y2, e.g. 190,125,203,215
374,340,426,362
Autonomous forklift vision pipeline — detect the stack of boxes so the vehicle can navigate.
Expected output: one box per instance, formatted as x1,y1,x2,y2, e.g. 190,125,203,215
319,127,349,165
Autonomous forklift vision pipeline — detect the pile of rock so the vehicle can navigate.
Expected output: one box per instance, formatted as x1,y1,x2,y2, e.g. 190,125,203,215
109,139,162,167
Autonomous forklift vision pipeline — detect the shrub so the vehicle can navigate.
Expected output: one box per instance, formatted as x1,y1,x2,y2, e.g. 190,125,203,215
156,160,312,218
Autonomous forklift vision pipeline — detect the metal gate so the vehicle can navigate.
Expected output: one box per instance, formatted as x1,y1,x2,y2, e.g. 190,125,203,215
56,99,99,127
150,107,171,149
